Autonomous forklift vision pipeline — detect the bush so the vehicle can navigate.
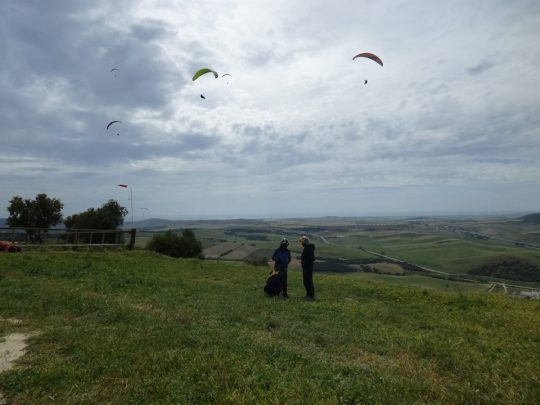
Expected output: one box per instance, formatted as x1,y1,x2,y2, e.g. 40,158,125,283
243,252,269,266
146,229,202,258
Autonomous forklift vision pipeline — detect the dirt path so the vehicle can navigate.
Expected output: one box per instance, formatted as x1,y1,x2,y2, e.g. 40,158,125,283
0,318,37,404
0,333,34,373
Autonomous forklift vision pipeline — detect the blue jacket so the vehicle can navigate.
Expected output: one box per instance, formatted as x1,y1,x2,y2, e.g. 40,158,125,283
272,247,291,272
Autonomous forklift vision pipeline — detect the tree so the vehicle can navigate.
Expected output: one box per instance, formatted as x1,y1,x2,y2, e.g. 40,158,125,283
7,193,63,242
64,200,128,243
146,229,202,258
64,200,127,230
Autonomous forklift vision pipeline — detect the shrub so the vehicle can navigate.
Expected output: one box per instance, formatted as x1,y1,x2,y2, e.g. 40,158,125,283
146,229,202,258
243,252,269,266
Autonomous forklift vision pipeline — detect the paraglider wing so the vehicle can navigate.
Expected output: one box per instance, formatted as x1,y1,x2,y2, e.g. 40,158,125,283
110,68,120,72
353,52,383,67
200,94,206,99
192,68,219,81
106,120,121,130
222,73,232,78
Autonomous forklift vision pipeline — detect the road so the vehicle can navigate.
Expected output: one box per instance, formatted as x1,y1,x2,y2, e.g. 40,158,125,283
361,248,450,276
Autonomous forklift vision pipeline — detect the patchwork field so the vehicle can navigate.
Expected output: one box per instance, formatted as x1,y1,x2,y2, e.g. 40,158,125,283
202,241,259,260
133,215,540,294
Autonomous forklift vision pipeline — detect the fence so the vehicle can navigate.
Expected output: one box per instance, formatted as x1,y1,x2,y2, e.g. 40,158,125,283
0,227,137,250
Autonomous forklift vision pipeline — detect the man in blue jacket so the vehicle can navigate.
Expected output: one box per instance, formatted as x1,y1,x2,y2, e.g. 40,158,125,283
299,235,316,300
272,238,291,298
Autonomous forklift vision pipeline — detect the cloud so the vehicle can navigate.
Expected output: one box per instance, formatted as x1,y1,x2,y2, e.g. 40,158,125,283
466,60,495,76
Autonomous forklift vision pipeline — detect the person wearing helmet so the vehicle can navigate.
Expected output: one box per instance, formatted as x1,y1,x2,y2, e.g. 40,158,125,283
271,238,291,298
299,235,316,300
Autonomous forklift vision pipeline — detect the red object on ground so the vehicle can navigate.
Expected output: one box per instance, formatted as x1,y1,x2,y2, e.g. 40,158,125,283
0,241,21,252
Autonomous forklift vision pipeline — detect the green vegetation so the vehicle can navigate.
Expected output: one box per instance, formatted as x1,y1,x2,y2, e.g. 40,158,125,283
333,230,540,275
132,216,540,292
5,193,63,242
1,251,539,403
64,200,127,231
469,255,540,282
341,272,490,293
146,229,202,258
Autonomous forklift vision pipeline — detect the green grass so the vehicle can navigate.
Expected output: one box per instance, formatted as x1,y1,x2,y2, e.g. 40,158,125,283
2,251,538,403
341,272,490,293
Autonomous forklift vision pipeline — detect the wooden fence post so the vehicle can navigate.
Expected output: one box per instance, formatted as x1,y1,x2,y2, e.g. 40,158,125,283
128,228,136,250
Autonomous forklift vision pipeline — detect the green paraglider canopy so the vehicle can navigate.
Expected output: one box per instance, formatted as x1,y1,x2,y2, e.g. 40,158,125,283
192,68,219,81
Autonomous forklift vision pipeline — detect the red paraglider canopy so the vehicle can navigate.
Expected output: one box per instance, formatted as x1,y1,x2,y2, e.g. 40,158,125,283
353,52,383,67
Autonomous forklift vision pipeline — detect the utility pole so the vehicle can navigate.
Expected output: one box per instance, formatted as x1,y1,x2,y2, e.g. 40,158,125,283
117,184,134,226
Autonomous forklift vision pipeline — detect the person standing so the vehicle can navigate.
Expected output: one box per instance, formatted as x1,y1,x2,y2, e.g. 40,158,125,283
272,238,291,298
299,235,316,300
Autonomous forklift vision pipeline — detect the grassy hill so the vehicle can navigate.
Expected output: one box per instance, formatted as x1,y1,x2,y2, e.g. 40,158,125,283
1,251,539,403
521,212,540,224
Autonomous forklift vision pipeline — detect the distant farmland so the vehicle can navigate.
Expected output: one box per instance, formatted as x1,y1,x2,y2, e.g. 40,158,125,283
202,241,259,260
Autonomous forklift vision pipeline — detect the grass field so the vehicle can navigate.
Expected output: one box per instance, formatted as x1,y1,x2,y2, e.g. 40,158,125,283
341,272,490,294
1,251,539,403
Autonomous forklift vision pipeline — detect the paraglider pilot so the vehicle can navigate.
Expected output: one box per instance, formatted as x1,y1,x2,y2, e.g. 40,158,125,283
272,238,291,298
299,236,316,300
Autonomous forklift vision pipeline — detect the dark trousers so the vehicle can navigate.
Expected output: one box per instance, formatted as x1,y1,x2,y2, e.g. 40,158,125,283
277,270,288,295
302,266,314,298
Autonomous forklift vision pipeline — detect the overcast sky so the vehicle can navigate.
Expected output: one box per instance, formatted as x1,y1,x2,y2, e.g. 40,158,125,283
1,0,539,220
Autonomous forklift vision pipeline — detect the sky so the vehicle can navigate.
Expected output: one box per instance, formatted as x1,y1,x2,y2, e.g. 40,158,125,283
1,0,540,220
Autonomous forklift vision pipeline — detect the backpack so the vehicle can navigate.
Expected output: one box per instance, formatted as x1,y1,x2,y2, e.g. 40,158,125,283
264,272,283,296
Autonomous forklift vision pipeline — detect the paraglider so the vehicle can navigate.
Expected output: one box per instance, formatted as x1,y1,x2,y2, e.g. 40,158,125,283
364,80,368,85
192,68,218,81
106,120,121,136
110,68,119,77
222,73,232,85
193,68,218,99
353,52,383,67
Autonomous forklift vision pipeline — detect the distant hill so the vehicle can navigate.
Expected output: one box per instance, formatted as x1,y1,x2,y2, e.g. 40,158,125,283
0,218,6,227
129,217,265,231
520,213,540,224
468,255,540,282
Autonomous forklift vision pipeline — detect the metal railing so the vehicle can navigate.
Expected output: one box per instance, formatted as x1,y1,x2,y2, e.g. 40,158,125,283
0,227,137,250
